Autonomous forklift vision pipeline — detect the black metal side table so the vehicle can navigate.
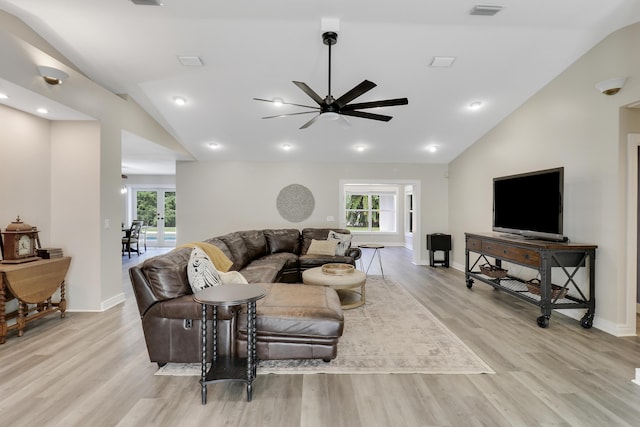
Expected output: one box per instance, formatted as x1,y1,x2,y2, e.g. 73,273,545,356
193,284,266,404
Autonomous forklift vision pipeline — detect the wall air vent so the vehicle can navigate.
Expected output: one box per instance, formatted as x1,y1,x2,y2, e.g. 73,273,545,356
130,0,162,5
470,5,504,16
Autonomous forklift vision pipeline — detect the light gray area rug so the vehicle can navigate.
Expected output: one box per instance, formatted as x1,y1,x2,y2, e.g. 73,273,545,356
156,276,494,376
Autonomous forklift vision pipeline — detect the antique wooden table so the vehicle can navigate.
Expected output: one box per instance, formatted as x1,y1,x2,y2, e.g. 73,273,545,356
0,257,71,343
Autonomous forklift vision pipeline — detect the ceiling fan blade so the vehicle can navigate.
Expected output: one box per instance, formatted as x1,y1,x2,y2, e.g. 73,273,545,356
299,114,321,129
334,80,377,109
253,98,319,110
341,97,408,111
261,111,320,119
292,81,325,105
340,110,393,122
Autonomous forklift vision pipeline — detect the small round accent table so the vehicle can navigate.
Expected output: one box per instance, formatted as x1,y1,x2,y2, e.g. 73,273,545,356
358,244,385,278
193,284,267,404
302,265,367,309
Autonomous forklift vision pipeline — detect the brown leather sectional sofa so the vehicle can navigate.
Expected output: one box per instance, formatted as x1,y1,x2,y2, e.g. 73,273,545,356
129,228,361,365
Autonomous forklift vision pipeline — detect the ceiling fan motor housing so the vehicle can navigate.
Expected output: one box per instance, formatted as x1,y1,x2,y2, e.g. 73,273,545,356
322,32,338,46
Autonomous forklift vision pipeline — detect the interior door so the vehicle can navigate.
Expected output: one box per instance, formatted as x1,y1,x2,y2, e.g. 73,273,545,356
134,189,176,247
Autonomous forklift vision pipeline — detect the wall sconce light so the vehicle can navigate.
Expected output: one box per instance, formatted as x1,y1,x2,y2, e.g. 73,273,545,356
37,66,69,85
594,77,626,96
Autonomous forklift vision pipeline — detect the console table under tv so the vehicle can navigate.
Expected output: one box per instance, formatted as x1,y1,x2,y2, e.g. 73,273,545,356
464,232,596,328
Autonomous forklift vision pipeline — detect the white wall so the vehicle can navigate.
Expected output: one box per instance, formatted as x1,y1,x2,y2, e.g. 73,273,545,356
0,105,52,243
449,22,640,335
0,11,186,311
176,161,449,264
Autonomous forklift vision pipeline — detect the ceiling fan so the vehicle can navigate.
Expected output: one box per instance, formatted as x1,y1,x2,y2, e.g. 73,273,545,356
254,31,408,129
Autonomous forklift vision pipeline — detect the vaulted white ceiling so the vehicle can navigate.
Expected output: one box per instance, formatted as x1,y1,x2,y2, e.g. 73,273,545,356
1,0,639,174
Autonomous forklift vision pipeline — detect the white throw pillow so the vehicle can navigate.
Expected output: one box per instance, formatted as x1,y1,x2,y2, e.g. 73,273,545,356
328,230,352,256
307,239,338,256
219,270,249,285
187,247,222,293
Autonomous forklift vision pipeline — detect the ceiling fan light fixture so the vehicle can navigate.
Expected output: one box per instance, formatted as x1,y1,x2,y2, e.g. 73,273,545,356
320,112,340,121
173,96,187,106
272,97,284,106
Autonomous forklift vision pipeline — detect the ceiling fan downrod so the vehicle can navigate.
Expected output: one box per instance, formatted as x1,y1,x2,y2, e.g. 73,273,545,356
323,32,338,102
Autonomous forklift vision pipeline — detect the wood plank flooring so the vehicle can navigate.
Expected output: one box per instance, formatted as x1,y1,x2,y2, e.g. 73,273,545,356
1,247,640,426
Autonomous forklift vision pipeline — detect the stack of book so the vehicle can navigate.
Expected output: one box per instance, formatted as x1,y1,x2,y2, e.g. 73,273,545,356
37,248,64,259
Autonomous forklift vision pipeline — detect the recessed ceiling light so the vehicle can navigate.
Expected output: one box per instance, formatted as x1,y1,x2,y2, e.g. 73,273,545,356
281,143,292,151
177,56,203,66
430,57,456,68
273,98,284,107
355,145,365,152
468,101,483,111
427,145,439,153
173,96,187,106
130,0,163,5
37,107,48,114
207,142,220,149
470,5,504,16
0,93,8,99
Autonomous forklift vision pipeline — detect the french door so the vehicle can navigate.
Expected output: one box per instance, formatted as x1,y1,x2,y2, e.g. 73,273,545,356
134,189,176,247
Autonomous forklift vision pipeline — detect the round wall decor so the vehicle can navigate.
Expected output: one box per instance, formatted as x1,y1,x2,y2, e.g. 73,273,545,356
276,184,315,222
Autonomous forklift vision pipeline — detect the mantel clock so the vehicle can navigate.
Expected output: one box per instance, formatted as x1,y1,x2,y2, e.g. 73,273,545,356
1,216,40,264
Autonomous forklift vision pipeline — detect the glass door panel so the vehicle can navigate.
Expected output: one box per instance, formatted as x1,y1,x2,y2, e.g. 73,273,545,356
134,189,176,247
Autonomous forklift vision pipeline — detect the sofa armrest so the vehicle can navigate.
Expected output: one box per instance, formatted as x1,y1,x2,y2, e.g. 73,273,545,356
347,247,361,260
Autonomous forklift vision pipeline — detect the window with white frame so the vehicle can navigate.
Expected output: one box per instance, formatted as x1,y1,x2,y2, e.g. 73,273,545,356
344,186,398,232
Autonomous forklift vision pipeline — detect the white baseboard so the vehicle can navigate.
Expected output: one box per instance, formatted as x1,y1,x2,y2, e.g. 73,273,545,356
101,292,125,311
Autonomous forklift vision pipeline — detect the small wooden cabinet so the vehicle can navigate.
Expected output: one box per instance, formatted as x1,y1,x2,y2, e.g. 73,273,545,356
0,257,71,343
465,233,596,328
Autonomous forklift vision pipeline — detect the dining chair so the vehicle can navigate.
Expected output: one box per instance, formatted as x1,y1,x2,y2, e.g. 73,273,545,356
122,220,144,258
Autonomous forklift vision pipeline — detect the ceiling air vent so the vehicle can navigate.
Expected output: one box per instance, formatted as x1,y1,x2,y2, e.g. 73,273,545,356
470,5,504,16
130,0,162,5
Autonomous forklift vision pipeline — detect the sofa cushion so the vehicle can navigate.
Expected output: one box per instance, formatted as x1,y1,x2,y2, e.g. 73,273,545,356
301,228,351,254
298,254,356,270
202,237,234,264
264,229,301,254
307,239,338,256
187,247,222,292
240,229,268,260
219,232,251,270
220,271,249,285
141,247,192,300
238,283,344,338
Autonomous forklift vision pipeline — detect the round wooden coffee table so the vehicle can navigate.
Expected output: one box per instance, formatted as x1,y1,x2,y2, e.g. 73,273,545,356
302,265,366,309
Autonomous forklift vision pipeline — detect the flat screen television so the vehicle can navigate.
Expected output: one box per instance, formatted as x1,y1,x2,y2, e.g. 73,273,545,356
492,167,566,241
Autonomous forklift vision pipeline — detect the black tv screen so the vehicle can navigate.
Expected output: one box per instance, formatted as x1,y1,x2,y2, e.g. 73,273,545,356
492,167,565,241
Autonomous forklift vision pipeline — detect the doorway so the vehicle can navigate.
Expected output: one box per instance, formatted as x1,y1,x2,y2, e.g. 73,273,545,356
134,189,176,247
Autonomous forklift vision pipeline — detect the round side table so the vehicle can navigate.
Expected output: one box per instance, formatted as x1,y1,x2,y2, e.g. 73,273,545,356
358,244,385,278
193,284,266,404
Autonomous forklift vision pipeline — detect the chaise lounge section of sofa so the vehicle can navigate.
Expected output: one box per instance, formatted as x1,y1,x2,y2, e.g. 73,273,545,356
129,228,360,365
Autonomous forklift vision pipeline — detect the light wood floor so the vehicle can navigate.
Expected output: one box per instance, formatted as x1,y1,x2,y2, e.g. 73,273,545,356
1,247,640,427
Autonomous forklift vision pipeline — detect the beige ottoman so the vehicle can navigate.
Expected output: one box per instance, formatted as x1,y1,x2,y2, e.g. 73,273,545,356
302,265,367,309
